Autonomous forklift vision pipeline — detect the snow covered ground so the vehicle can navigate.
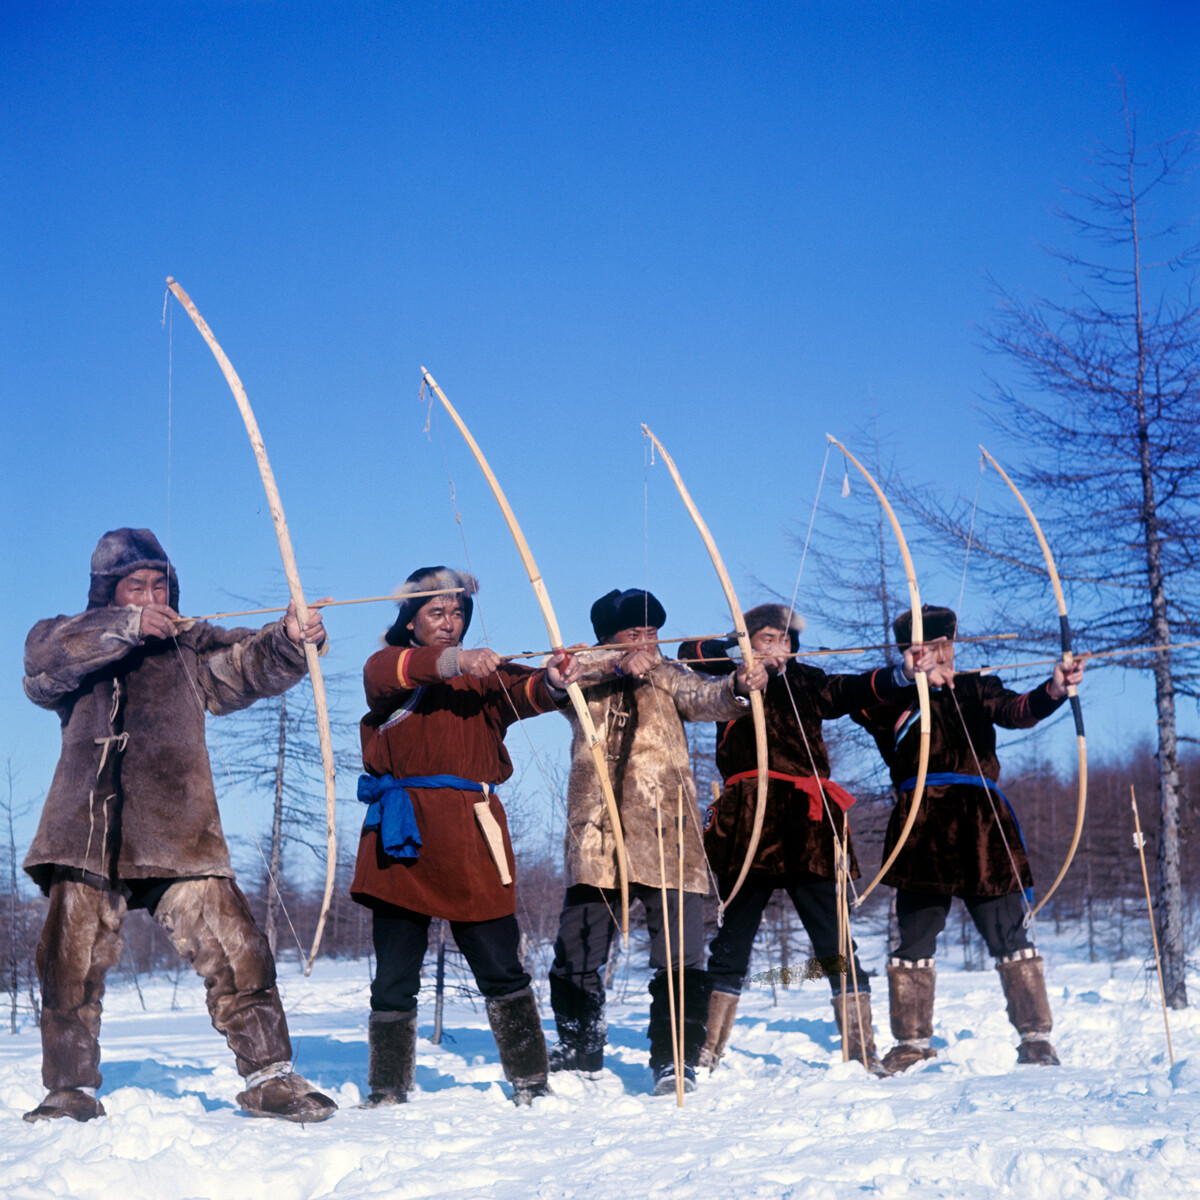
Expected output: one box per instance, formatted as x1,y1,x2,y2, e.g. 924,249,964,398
1,929,1197,1199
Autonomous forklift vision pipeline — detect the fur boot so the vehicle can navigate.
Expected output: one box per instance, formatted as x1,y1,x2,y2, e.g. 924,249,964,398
832,991,886,1075
236,1063,336,1123
997,950,1059,1066
547,974,606,1077
361,1010,417,1106
698,989,740,1071
882,959,938,1074
23,1087,106,1123
486,988,551,1105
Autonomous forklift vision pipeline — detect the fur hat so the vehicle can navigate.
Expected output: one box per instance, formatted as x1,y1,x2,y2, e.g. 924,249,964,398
743,603,806,654
87,528,180,610
384,567,478,647
892,604,957,650
590,588,667,642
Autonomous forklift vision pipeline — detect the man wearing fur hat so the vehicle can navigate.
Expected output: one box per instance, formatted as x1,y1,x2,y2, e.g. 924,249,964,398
351,567,581,1106
546,588,767,1095
851,604,1085,1072
22,528,335,1123
681,604,900,1075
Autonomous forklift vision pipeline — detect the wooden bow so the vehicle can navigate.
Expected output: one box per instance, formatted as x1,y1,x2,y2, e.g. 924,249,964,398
167,278,338,975
640,425,768,917
826,436,931,907
422,368,630,942
979,446,1086,916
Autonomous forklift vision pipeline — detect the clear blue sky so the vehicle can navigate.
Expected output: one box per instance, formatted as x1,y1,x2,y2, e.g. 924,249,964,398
3,2,1197,859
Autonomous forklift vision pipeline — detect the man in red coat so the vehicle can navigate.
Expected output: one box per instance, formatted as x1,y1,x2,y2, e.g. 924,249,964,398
852,605,1085,1072
351,567,580,1106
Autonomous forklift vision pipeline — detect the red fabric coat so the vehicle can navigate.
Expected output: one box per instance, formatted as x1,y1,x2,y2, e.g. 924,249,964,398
351,646,562,922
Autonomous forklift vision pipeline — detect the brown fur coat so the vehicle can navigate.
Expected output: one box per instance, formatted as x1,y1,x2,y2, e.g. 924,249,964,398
24,607,309,892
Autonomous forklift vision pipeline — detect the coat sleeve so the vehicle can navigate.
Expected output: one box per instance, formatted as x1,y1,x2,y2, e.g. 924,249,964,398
493,664,565,725
662,661,747,722
194,621,309,717
976,674,1065,730
799,663,899,719
23,608,145,709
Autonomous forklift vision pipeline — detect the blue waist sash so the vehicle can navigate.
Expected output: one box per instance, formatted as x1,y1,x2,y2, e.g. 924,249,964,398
358,774,493,861
896,772,1032,902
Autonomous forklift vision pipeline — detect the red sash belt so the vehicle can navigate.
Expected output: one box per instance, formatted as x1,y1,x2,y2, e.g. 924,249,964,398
723,769,857,823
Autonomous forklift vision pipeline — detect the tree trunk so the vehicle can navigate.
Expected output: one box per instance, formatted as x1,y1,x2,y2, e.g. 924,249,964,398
1124,130,1188,1007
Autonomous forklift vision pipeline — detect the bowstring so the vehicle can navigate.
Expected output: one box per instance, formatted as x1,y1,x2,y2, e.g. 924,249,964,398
946,683,1036,930
160,295,307,965
424,387,622,937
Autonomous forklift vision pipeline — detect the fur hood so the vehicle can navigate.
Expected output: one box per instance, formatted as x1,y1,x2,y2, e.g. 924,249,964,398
86,528,180,611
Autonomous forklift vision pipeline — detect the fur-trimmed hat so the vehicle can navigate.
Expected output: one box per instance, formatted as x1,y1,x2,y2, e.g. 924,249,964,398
87,528,180,610
743,603,806,654
893,604,957,650
384,566,478,647
590,588,667,642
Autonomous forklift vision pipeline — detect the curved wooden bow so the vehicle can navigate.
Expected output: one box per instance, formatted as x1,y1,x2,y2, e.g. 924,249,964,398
167,278,338,975
979,446,1086,916
826,436,931,907
640,425,768,917
423,368,630,942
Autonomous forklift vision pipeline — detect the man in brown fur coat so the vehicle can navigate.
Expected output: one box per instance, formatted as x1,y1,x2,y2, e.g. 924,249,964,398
21,528,335,1123
547,588,766,1095
852,605,1085,1072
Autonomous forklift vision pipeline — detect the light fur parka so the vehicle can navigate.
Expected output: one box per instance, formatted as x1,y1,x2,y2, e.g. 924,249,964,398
561,649,747,893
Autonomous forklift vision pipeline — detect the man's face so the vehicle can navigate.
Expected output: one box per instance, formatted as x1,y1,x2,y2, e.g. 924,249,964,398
750,625,790,673
407,595,465,648
113,569,169,609
609,625,659,648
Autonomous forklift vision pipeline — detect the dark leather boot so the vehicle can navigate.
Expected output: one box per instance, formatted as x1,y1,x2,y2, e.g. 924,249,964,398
486,988,551,1106
997,950,1059,1066
881,959,938,1073
361,1009,417,1106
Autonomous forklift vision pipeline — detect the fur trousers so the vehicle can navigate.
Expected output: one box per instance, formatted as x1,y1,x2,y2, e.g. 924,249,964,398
36,874,291,1090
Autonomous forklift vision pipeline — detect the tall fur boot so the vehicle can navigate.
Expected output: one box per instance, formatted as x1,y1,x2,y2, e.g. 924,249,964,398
881,959,937,1074
997,950,1059,1065
832,991,886,1075
361,1009,417,1106
699,989,739,1071
547,974,606,1077
486,987,551,1106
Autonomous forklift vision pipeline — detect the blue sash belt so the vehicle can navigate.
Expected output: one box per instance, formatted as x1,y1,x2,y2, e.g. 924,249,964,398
358,774,493,860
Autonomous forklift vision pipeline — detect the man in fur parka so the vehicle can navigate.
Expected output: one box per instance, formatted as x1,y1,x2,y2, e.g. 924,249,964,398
851,605,1085,1072
351,567,582,1107
22,528,335,1123
680,604,902,1075
547,588,767,1095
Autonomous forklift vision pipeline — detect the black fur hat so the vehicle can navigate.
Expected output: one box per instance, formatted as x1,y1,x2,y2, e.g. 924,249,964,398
87,528,180,610
384,567,478,647
590,588,667,642
893,604,957,650
743,603,806,654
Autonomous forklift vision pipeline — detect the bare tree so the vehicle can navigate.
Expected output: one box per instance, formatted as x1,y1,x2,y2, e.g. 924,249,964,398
968,88,1200,1006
